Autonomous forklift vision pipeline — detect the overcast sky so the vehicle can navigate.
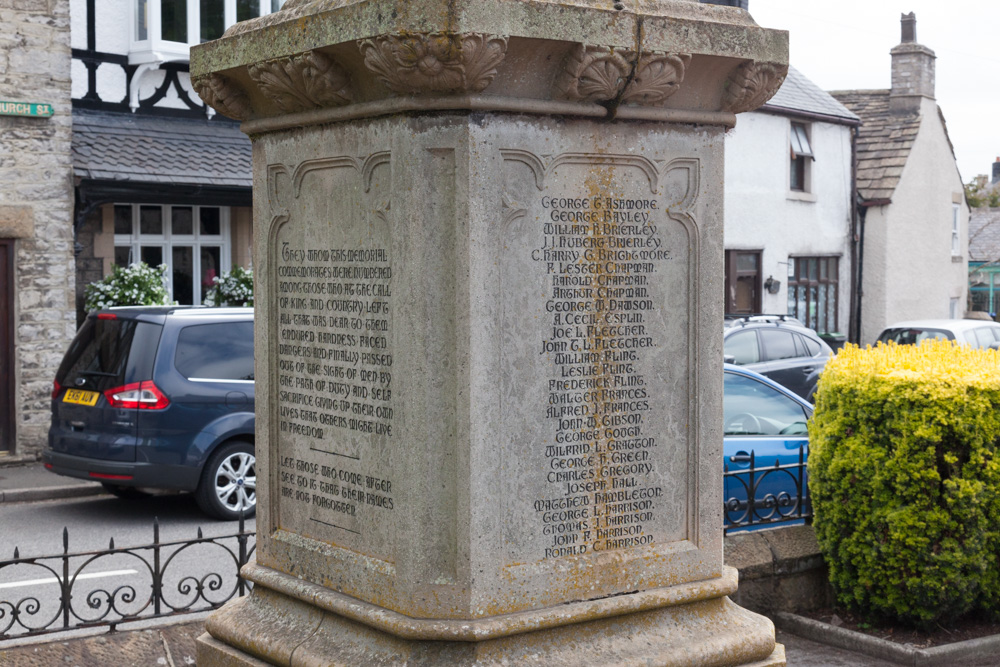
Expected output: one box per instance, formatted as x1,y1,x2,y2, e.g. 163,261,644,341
747,0,1000,183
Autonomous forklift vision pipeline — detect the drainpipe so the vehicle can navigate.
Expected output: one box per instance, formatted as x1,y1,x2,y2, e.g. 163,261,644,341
848,126,859,344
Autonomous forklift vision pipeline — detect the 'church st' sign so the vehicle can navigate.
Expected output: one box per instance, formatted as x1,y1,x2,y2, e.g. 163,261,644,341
0,101,53,117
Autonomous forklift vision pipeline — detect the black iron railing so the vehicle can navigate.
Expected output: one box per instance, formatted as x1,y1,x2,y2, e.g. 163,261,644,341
0,513,255,640
724,445,811,534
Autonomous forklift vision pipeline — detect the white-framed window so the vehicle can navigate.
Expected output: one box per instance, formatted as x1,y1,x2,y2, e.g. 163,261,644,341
113,204,231,305
789,122,813,193
952,203,961,256
131,0,285,64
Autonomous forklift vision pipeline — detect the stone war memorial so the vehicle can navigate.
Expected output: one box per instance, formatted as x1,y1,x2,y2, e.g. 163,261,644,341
191,0,788,664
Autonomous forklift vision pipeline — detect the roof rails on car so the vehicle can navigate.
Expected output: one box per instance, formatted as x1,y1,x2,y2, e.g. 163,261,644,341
724,313,804,328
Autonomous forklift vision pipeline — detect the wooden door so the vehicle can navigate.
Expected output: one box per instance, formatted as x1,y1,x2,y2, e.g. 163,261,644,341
0,240,13,454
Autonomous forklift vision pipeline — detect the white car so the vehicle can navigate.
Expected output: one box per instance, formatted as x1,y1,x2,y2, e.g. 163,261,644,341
875,319,1000,349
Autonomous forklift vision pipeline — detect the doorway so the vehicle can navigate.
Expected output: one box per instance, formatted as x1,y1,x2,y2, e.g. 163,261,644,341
725,249,762,316
0,239,14,454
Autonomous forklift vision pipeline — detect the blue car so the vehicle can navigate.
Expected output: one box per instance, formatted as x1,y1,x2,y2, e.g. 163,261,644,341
44,307,255,520
723,363,813,533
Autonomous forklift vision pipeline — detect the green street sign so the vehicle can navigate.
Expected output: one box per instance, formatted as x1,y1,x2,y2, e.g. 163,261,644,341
0,101,53,118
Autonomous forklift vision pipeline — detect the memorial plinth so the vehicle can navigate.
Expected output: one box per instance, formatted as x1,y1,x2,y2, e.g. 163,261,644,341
192,1,788,664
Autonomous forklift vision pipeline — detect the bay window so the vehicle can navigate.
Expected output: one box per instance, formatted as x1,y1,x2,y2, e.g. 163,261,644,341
114,204,231,305
787,256,839,334
130,0,285,64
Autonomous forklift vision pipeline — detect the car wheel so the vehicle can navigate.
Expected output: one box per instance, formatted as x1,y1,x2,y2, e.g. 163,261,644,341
195,440,256,520
101,483,151,500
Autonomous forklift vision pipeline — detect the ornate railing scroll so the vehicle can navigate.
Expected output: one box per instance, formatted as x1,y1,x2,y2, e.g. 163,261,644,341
0,514,256,640
723,445,811,534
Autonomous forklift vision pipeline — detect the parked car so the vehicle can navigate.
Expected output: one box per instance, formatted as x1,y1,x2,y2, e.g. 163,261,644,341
723,316,832,401
875,319,1000,349
44,307,255,520
723,363,813,532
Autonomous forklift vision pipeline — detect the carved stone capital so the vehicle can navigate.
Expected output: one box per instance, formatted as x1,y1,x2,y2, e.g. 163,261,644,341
721,61,788,114
248,50,353,113
359,33,509,95
556,46,692,106
192,73,252,121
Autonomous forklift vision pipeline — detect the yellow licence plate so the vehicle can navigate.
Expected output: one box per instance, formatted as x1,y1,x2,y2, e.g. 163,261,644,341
62,388,100,406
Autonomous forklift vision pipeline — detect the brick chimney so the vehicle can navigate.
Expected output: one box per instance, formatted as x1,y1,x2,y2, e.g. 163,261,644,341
890,12,935,113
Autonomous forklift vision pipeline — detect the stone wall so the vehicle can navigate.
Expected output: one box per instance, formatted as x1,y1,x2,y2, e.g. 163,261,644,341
0,0,76,460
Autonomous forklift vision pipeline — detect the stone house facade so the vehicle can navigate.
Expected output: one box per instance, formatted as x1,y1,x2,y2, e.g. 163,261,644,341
0,0,76,462
831,13,969,345
723,66,859,340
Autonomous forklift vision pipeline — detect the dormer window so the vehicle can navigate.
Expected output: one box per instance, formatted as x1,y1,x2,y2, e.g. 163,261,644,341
131,0,284,64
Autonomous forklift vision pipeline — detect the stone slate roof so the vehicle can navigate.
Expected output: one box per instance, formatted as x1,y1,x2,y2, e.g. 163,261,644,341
762,66,859,124
828,89,922,202
969,208,1000,263
72,110,251,188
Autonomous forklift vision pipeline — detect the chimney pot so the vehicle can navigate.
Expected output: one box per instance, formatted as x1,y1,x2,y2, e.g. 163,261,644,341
901,12,917,43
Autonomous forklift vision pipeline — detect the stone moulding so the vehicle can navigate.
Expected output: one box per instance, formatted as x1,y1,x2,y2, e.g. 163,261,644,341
722,61,789,114
248,50,353,113
192,73,252,121
230,562,741,642
359,33,509,95
555,45,692,106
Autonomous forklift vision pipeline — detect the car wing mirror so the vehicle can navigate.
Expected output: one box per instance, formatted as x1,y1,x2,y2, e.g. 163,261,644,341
723,354,736,364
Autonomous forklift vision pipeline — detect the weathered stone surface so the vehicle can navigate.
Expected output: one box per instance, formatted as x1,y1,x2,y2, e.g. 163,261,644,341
0,0,74,460
194,1,788,664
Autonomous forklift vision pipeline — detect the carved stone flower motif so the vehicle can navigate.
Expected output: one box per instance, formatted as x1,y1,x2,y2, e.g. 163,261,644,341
556,46,632,103
623,53,692,104
360,33,508,95
192,74,252,121
722,61,788,114
247,50,352,114
556,46,691,105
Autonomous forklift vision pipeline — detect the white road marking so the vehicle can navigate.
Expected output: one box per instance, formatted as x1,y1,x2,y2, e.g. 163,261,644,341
0,569,138,590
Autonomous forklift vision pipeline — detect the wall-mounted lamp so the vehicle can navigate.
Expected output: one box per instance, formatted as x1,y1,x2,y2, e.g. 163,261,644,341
764,275,781,294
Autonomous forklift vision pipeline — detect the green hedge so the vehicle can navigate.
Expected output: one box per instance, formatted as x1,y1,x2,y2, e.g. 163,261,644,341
809,340,1000,626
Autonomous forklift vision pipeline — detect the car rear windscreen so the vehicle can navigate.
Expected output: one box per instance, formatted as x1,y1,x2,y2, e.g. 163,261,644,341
56,317,161,392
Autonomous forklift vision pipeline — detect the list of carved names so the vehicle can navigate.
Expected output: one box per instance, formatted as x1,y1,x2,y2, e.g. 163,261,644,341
275,242,395,541
531,194,670,560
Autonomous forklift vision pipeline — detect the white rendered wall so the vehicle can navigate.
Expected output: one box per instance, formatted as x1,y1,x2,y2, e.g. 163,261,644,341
724,110,854,333
861,97,969,343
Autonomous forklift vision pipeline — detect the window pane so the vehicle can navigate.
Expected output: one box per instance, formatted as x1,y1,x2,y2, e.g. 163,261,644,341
200,246,221,302
200,208,221,235
760,329,798,361
201,0,224,41
140,206,163,235
736,253,758,272
172,207,194,235
817,284,827,332
237,0,258,22
174,322,254,380
140,246,163,267
114,246,132,267
114,205,133,235
271,0,284,10
161,0,187,42
136,0,148,40
172,246,194,305
723,372,808,436
808,259,818,281
801,335,821,356
724,331,759,365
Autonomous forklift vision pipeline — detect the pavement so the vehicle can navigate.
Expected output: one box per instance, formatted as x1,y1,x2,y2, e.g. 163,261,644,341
0,460,105,504
0,462,992,666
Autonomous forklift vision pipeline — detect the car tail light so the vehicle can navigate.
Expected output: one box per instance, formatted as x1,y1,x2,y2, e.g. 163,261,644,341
88,472,133,481
52,380,61,399
103,381,170,410
97,313,117,320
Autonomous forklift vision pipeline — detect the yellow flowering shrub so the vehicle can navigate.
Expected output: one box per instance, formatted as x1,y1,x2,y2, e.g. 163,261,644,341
809,340,1000,626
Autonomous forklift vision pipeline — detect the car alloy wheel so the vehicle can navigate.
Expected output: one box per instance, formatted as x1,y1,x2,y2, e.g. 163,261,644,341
196,440,256,520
